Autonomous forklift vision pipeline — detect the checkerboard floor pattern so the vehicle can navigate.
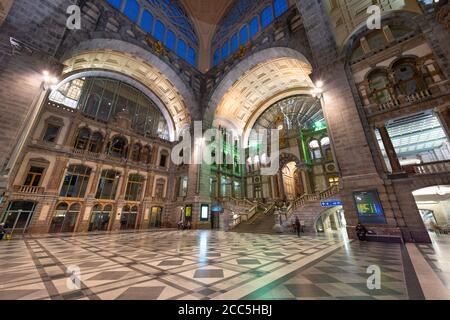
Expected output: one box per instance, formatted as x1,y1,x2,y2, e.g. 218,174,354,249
0,230,437,300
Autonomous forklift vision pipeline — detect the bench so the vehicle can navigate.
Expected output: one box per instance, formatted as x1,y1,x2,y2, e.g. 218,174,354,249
366,234,404,244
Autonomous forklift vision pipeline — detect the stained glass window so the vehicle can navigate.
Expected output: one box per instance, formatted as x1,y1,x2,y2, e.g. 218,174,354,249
213,49,220,66
261,6,274,28
107,0,199,68
166,29,176,51
123,0,140,22
249,16,259,38
107,0,122,10
222,41,230,61
231,33,239,53
187,47,197,67
140,10,153,33
212,0,290,67
240,25,249,45
146,0,198,45
274,0,288,17
177,39,187,59
153,20,165,42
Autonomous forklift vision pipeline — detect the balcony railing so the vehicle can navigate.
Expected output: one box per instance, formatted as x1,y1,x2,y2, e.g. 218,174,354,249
13,185,44,194
403,160,450,176
366,81,448,116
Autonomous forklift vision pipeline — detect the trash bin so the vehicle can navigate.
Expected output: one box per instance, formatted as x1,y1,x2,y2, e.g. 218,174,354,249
0,234,4,240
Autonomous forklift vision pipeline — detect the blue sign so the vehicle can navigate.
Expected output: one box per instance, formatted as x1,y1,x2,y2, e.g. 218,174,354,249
320,200,343,207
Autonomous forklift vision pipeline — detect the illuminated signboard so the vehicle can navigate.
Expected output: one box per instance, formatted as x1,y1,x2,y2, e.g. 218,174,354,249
200,204,209,221
353,190,387,224
320,200,342,207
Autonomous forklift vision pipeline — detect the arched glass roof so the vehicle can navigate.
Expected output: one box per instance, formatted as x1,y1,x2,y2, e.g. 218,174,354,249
146,0,198,45
212,0,289,66
253,95,324,132
106,0,199,66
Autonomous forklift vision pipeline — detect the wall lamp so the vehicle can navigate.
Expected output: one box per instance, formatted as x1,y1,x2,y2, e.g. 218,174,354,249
311,81,324,99
42,70,59,91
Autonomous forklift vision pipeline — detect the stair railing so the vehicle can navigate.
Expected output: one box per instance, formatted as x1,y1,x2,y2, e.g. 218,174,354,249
283,185,340,225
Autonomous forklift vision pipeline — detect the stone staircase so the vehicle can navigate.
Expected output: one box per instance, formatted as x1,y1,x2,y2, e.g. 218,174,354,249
231,205,276,234
282,185,341,233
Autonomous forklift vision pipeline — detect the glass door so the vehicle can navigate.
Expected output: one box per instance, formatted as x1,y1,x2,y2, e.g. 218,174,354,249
150,207,163,228
2,201,36,234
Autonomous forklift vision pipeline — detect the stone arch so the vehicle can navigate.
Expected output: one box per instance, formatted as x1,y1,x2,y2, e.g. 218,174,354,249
342,10,423,59
279,152,301,170
60,39,200,138
206,47,314,131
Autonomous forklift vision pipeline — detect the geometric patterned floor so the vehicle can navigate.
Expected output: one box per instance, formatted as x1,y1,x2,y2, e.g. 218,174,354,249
245,241,412,300
0,230,447,300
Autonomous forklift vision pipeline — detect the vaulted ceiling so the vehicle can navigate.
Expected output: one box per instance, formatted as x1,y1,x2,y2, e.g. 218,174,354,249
179,0,234,71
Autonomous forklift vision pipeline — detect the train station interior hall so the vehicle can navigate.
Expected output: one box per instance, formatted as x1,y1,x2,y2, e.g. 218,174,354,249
0,0,450,300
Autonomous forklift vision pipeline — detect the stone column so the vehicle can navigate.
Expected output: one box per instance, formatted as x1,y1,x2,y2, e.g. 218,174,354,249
64,118,81,147
46,156,69,193
378,125,402,173
435,108,450,141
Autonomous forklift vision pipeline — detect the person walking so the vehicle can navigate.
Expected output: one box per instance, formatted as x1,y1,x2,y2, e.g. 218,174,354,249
295,217,301,238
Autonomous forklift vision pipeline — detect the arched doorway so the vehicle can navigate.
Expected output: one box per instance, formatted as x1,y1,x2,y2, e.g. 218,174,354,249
1,201,36,234
282,162,298,200
89,204,112,232
120,205,138,230
150,207,164,228
50,203,80,233
413,186,450,235
315,206,346,234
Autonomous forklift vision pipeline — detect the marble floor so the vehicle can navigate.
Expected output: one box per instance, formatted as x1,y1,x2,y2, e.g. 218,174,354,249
0,230,449,300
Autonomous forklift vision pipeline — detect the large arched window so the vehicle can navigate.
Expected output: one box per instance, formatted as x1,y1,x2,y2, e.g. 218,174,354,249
222,41,230,61
274,0,288,17
249,16,260,38
89,132,104,153
368,70,393,104
309,140,322,160
240,25,249,45
212,0,290,67
166,29,176,51
49,77,170,140
140,10,154,33
106,0,199,67
153,20,166,42
108,136,128,158
393,58,426,96
50,203,80,233
231,33,239,53
187,47,197,67
177,39,187,59
213,49,220,67
89,204,112,232
261,6,274,28
123,0,140,22
107,0,122,10
74,128,91,150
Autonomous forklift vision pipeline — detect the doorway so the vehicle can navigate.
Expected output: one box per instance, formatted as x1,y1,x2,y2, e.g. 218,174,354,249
120,205,138,230
89,204,112,232
282,162,297,200
413,185,450,235
50,203,80,233
150,207,163,228
2,201,36,234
